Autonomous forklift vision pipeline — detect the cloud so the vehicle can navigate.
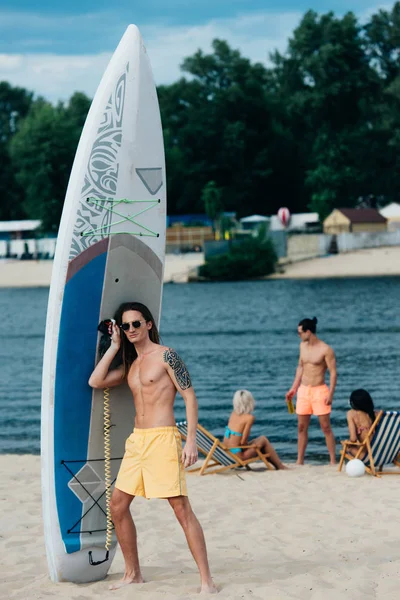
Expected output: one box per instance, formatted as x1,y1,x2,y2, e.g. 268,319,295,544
0,9,116,31
1,3,390,104
0,53,111,101
144,11,302,80
0,10,302,103
359,3,394,22
0,55,24,71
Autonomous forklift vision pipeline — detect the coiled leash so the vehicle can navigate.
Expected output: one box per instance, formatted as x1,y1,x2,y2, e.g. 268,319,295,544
88,319,116,566
103,385,113,553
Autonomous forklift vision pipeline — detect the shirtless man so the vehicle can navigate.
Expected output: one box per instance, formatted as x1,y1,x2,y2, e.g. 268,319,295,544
285,317,337,465
89,301,217,593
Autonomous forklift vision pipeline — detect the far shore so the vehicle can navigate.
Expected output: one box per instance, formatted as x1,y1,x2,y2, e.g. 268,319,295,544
1,246,400,287
269,246,400,279
0,252,204,287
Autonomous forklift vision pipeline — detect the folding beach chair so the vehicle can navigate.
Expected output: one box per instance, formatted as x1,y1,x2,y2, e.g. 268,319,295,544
338,410,400,477
176,421,274,475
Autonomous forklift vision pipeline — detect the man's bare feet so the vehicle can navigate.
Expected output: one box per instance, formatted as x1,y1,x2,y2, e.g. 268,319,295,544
200,580,218,594
109,573,144,591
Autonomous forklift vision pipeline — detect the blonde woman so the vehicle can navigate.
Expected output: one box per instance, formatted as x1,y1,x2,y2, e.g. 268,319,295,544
224,390,287,470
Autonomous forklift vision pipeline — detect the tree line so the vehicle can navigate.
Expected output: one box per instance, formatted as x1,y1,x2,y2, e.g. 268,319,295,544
1,4,400,232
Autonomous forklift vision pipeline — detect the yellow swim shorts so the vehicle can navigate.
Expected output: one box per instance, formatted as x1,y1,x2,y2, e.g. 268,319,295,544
115,426,188,499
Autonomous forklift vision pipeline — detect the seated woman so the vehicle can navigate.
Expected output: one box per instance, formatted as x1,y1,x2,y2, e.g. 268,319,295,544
346,389,378,457
224,389,287,470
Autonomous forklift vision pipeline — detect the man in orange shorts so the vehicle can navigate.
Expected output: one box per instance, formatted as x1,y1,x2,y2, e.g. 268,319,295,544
285,317,337,465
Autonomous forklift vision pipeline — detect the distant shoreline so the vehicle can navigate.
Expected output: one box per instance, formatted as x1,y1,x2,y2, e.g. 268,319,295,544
0,253,205,287
268,246,400,279
1,246,400,287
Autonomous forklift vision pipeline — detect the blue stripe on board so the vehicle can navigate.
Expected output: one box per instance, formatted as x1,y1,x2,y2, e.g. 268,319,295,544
54,252,107,554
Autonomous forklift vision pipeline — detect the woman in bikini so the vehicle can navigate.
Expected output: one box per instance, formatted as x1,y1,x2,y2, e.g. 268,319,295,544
223,389,287,470
346,389,378,457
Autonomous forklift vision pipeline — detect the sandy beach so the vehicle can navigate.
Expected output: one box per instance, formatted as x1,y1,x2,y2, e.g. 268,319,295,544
1,455,399,600
0,253,204,287
1,246,400,287
271,246,400,279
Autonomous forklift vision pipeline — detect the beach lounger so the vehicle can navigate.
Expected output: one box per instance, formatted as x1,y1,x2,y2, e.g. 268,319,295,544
338,410,400,477
176,421,274,475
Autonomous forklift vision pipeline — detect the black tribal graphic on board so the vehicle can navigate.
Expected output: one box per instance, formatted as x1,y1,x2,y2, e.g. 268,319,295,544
163,349,192,390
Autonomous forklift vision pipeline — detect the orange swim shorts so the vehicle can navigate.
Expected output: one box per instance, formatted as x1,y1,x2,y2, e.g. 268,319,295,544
296,384,331,416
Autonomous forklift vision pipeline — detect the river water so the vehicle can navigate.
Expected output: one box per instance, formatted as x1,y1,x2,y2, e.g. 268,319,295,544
1,277,399,462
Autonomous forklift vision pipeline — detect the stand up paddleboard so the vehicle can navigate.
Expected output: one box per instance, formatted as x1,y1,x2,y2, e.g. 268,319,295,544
41,25,166,583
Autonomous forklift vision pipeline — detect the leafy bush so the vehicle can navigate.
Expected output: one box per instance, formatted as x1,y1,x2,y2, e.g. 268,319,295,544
199,227,277,281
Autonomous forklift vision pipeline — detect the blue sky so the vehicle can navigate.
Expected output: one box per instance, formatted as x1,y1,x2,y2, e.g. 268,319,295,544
0,1,392,102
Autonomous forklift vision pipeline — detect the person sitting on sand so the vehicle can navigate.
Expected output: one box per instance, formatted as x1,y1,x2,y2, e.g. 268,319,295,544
224,389,288,470
346,389,378,457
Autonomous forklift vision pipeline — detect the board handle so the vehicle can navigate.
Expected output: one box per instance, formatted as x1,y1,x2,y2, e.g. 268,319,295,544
88,550,110,566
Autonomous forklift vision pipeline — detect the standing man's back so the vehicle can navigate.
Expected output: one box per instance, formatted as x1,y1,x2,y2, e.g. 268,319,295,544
286,317,337,465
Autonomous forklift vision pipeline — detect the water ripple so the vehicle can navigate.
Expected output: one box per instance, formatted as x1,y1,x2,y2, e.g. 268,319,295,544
1,278,400,461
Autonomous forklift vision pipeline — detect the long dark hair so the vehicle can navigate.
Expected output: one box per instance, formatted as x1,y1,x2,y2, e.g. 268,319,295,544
114,302,160,376
349,389,375,424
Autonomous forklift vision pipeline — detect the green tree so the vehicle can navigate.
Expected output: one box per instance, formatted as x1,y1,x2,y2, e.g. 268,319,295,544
0,82,34,219
364,2,400,84
199,225,276,281
271,9,388,213
0,81,33,143
158,40,276,216
3,3,400,230
10,93,91,231
201,180,223,236
363,3,400,202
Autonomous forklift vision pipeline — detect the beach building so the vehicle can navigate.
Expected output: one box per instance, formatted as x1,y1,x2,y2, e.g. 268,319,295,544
0,220,57,259
239,214,270,231
323,208,387,234
269,212,320,232
0,219,41,240
167,212,237,228
0,220,42,258
167,212,238,252
379,202,400,231
167,214,212,227
166,226,214,252
239,212,320,233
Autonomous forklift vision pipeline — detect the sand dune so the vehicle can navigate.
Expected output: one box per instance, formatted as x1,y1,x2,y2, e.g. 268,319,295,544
1,455,399,600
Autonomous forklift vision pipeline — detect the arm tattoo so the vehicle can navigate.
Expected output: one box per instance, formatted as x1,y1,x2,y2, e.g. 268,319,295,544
163,349,192,390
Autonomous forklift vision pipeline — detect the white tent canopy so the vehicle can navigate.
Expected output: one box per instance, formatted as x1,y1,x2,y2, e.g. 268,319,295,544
240,214,270,223
380,203,400,218
0,220,41,233
269,212,319,231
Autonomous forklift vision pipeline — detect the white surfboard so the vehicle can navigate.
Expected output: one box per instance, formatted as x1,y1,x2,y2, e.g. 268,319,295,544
41,25,166,583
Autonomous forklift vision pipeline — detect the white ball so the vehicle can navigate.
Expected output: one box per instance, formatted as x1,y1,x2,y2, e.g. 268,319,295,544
345,459,366,477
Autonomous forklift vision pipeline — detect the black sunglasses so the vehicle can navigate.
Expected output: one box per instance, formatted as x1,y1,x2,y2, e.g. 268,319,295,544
120,320,146,331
